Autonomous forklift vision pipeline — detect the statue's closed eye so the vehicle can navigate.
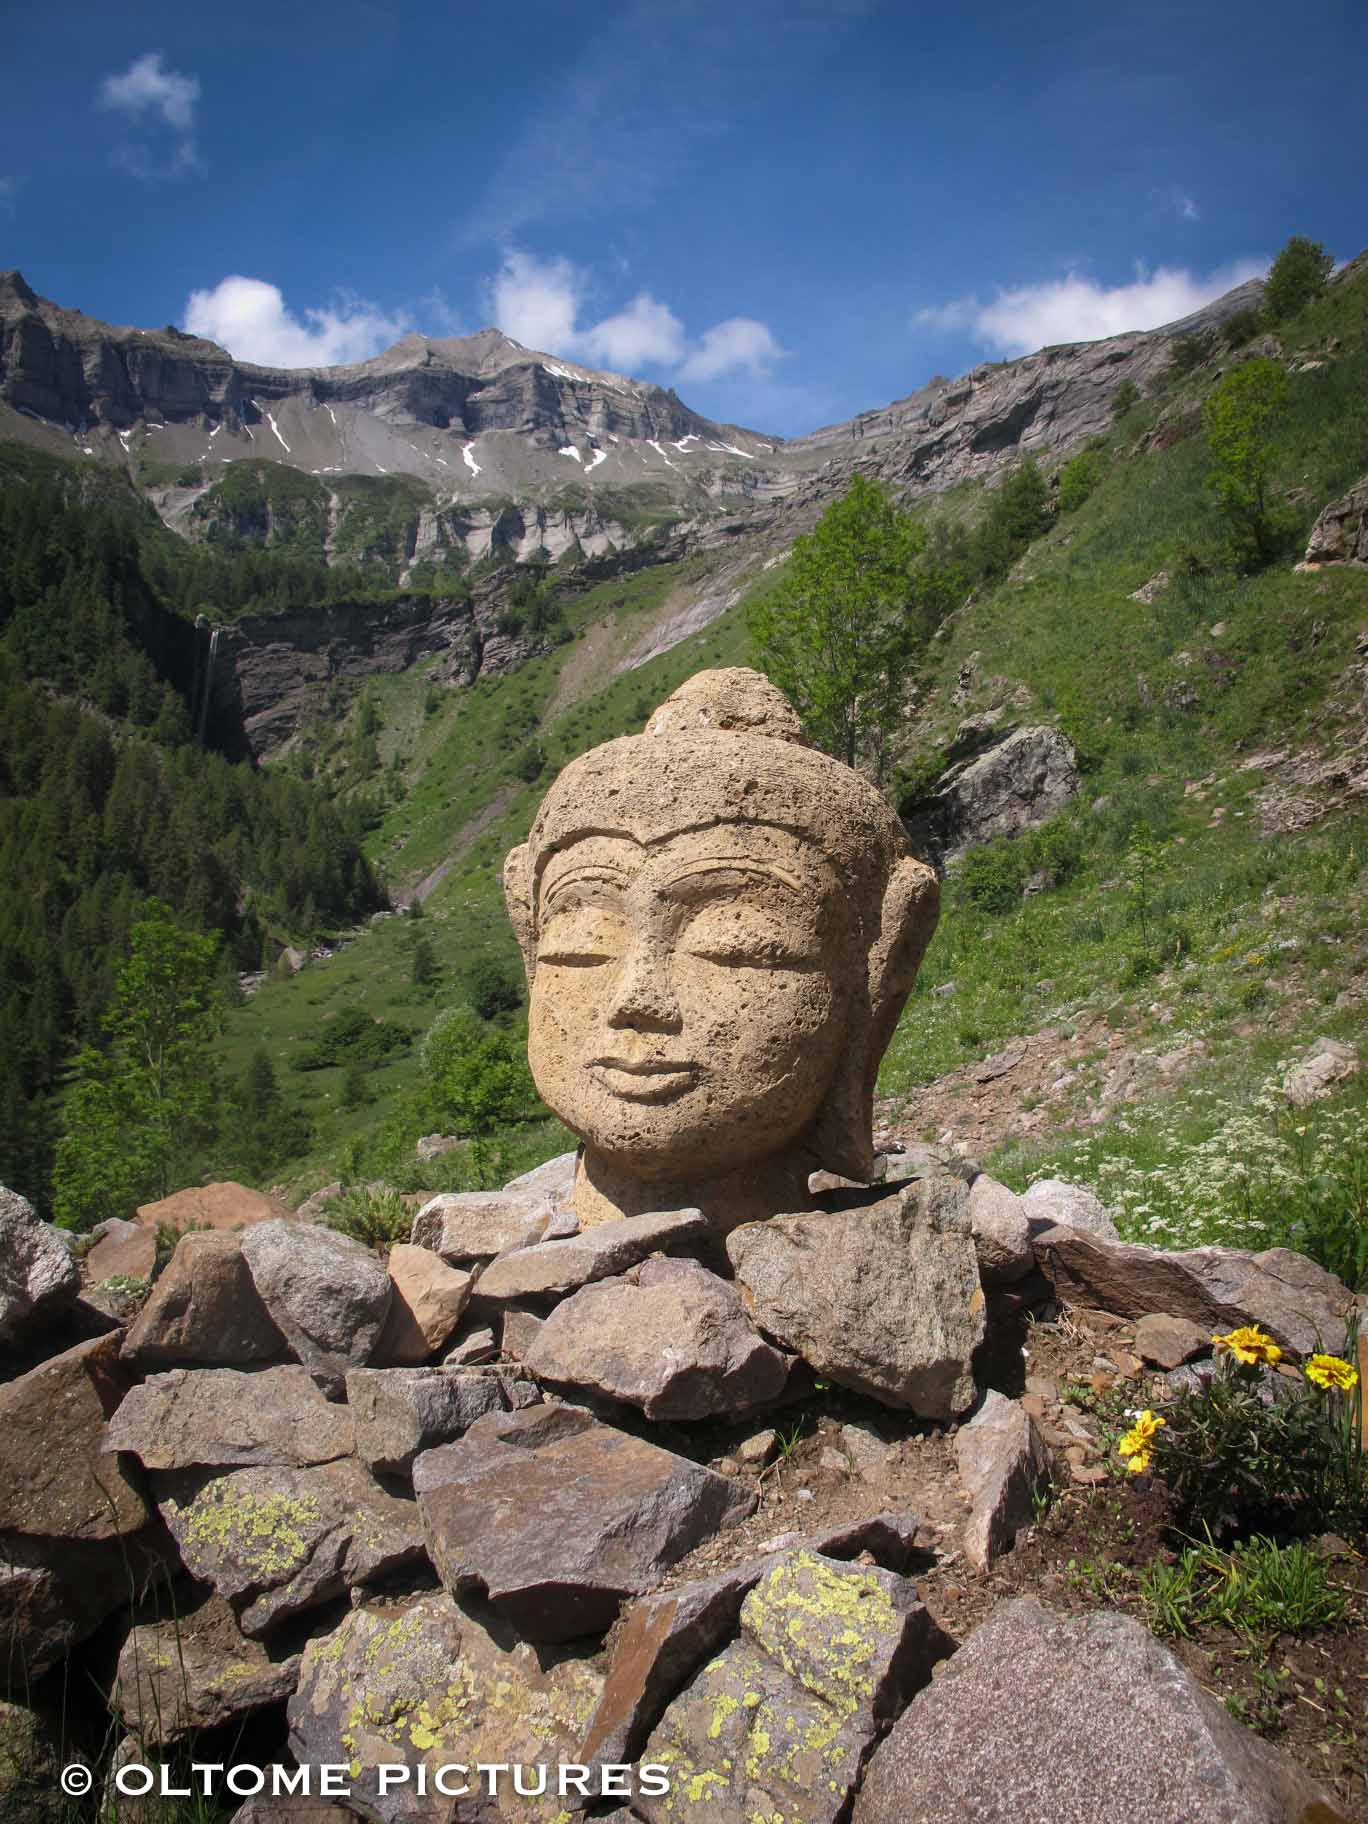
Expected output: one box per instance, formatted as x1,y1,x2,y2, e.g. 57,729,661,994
538,904,627,966
678,904,816,969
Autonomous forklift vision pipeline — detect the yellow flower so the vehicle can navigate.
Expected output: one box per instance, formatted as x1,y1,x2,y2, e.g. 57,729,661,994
1304,1353,1359,1392
1118,1410,1165,1473
1211,1325,1283,1367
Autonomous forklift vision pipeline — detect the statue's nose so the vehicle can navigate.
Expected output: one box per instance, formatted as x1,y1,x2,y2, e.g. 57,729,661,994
605,941,683,1033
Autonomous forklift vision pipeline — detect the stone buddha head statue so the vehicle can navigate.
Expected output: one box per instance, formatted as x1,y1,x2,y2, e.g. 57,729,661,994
503,668,939,1236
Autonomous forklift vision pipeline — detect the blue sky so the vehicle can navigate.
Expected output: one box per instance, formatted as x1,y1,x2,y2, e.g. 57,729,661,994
3,0,1365,436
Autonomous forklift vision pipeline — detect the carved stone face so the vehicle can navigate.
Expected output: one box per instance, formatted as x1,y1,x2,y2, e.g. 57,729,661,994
527,824,849,1179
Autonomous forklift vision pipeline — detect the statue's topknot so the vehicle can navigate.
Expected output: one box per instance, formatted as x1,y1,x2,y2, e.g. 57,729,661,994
646,668,810,746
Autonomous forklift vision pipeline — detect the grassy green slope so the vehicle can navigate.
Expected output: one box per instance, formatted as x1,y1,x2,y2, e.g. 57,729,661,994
226,268,1368,1251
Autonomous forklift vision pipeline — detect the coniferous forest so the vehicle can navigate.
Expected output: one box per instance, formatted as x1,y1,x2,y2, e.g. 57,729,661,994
0,447,385,1209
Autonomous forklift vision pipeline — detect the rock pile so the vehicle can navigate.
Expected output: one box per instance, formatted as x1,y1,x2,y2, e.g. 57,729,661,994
0,1160,1356,1823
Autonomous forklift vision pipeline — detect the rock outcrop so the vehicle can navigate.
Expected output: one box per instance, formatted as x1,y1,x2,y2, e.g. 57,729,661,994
902,725,1081,866
1299,474,1368,568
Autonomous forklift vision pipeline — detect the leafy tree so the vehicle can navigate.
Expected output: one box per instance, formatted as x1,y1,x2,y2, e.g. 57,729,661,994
412,937,439,986
52,908,222,1229
970,458,1053,582
418,1007,540,1137
747,475,952,773
459,954,523,1021
1263,236,1333,324
1058,448,1104,514
1201,356,1291,568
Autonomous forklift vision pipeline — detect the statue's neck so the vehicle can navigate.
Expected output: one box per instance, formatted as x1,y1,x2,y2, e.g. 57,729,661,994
572,1145,820,1257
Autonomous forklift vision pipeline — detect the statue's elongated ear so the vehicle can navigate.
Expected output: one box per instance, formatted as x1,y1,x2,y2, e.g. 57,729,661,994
810,853,940,1184
502,843,536,987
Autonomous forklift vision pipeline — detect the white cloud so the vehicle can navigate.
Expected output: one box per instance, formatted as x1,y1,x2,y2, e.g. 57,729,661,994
183,277,410,368
485,249,785,383
1178,195,1200,221
679,317,785,382
917,259,1267,358
100,52,199,129
579,294,685,369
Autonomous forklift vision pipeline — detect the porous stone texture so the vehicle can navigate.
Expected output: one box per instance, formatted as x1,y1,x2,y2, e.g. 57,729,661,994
473,1208,707,1303
0,1185,79,1347
413,1405,755,1642
636,1549,949,1824
966,1175,1032,1283
83,1218,157,1286
113,1591,301,1746
852,1597,1344,1824
726,1177,985,1419
524,1257,791,1420
120,1232,290,1369
409,1190,551,1262
287,1591,604,1824
503,669,939,1236
955,1390,1051,1570
1283,1036,1359,1107
0,1334,148,1541
1300,474,1368,567
240,1221,392,1388
345,1365,539,1476
1134,1312,1212,1369
1021,1177,1121,1240
371,1243,473,1365
135,1181,294,1234
106,1366,355,1470
1032,1227,1358,1356
153,1459,425,1638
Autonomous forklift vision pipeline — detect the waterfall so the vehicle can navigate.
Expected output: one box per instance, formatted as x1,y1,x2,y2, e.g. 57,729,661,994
198,625,220,745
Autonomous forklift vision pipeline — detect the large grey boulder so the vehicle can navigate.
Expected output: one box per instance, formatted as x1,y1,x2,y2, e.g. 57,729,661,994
853,1598,1343,1823
1032,1226,1358,1356
955,1390,1051,1570
413,1405,755,1641
287,1590,604,1824
1283,1036,1358,1107
727,1177,984,1419
524,1257,791,1420
345,1365,539,1476
904,726,1080,865
474,1208,707,1303
113,1590,301,1746
154,1458,426,1638
240,1222,392,1388
1021,1177,1120,1240
106,1366,355,1471
409,1190,552,1262
1300,474,1368,567
0,1186,78,1347
636,1550,950,1824
120,1232,290,1369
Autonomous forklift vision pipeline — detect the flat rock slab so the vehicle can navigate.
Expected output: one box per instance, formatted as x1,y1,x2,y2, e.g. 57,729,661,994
372,1243,473,1365
1032,1227,1358,1356
114,1591,301,1746
288,1590,603,1824
345,1365,539,1476
120,1232,290,1369
637,1549,949,1824
136,1182,294,1234
83,1218,157,1285
955,1390,1050,1570
0,1333,148,1541
410,1191,552,1262
241,1222,392,1387
154,1458,425,1638
502,1150,579,1208
0,1185,79,1347
413,1405,755,1642
853,1597,1344,1824
475,1208,707,1303
727,1178,984,1419
107,1366,355,1471
525,1257,791,1420
1134,1311,1213,1369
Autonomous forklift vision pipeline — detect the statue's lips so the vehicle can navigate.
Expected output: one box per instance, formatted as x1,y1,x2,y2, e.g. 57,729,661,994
587,1057,704,1101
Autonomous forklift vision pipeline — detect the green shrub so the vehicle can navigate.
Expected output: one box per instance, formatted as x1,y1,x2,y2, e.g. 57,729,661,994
1111,379,1141,419
324,1185,411,1250
960,842,1026,913
293,1006,411,1071
417,1006,540,1137
1221,307,1265,349
1263,235,1334,324
458,955,523,1021
1139,1535,1347,1641
1058,448,1104,513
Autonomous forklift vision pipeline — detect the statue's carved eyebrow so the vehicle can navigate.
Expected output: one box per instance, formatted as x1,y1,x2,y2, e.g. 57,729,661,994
540,863,631,912
659,858,806,896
